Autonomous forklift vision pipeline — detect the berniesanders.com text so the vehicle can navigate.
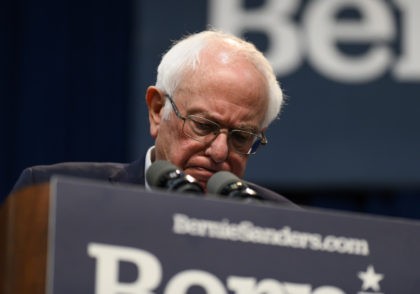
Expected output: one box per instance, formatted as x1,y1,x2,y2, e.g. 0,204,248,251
172,213,369,256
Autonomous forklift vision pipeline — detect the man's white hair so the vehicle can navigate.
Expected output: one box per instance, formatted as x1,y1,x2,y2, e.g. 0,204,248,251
155,30,284,128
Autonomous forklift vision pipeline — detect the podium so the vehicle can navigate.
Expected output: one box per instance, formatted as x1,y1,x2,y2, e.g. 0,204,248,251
0,184,50,294
1,177,420,294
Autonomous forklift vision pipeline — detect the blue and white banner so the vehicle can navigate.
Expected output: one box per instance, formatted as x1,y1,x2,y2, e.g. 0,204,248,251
131,0,420,188
48,177,420,293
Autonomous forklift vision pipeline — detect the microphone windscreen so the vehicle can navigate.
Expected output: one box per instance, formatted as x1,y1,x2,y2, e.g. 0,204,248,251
146,160,204,194
146,160,179,187
207,171,240,194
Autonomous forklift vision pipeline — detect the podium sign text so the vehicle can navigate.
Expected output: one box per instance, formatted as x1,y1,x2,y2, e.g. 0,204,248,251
48,177,420,293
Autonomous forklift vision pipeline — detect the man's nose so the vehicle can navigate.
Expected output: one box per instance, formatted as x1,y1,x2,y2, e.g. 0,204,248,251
205,132,229,163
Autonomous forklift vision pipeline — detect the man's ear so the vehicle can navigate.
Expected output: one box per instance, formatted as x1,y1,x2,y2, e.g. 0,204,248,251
146,86,166,139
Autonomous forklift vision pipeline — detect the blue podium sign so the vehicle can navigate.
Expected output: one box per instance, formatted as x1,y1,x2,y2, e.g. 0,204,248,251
47,177,420,294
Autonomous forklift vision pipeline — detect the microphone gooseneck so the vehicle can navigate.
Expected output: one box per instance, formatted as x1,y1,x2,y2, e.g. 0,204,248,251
146,160,204,194
206,171,262,201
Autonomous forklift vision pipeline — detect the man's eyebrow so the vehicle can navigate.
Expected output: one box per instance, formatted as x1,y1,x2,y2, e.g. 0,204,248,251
235,124,259,133
204,116,259,132
185,107,260,132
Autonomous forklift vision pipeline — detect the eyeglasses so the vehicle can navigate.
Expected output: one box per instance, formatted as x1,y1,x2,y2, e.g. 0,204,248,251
165,95,267,155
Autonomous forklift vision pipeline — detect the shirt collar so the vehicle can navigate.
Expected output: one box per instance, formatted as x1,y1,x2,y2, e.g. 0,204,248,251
144,146,155,190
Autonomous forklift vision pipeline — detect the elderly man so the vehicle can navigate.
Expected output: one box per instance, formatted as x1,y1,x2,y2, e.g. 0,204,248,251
11,30,295,206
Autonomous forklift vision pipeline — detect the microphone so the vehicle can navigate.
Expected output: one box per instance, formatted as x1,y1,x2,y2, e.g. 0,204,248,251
206,171,263,202
146,160,204,194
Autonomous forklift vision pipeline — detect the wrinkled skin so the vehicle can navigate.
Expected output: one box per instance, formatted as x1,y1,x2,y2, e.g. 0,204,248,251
146,42,268,189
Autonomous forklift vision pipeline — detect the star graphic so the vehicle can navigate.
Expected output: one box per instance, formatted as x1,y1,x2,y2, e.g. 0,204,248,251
358,265,384,291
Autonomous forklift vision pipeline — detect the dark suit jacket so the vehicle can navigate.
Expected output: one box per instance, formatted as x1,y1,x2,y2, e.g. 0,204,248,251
11,158,297,207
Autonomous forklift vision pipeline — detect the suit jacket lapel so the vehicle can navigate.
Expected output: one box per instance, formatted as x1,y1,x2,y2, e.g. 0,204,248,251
108,156,145,185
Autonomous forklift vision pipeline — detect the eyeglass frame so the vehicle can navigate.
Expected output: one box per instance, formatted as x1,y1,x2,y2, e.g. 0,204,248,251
164,94,268,155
